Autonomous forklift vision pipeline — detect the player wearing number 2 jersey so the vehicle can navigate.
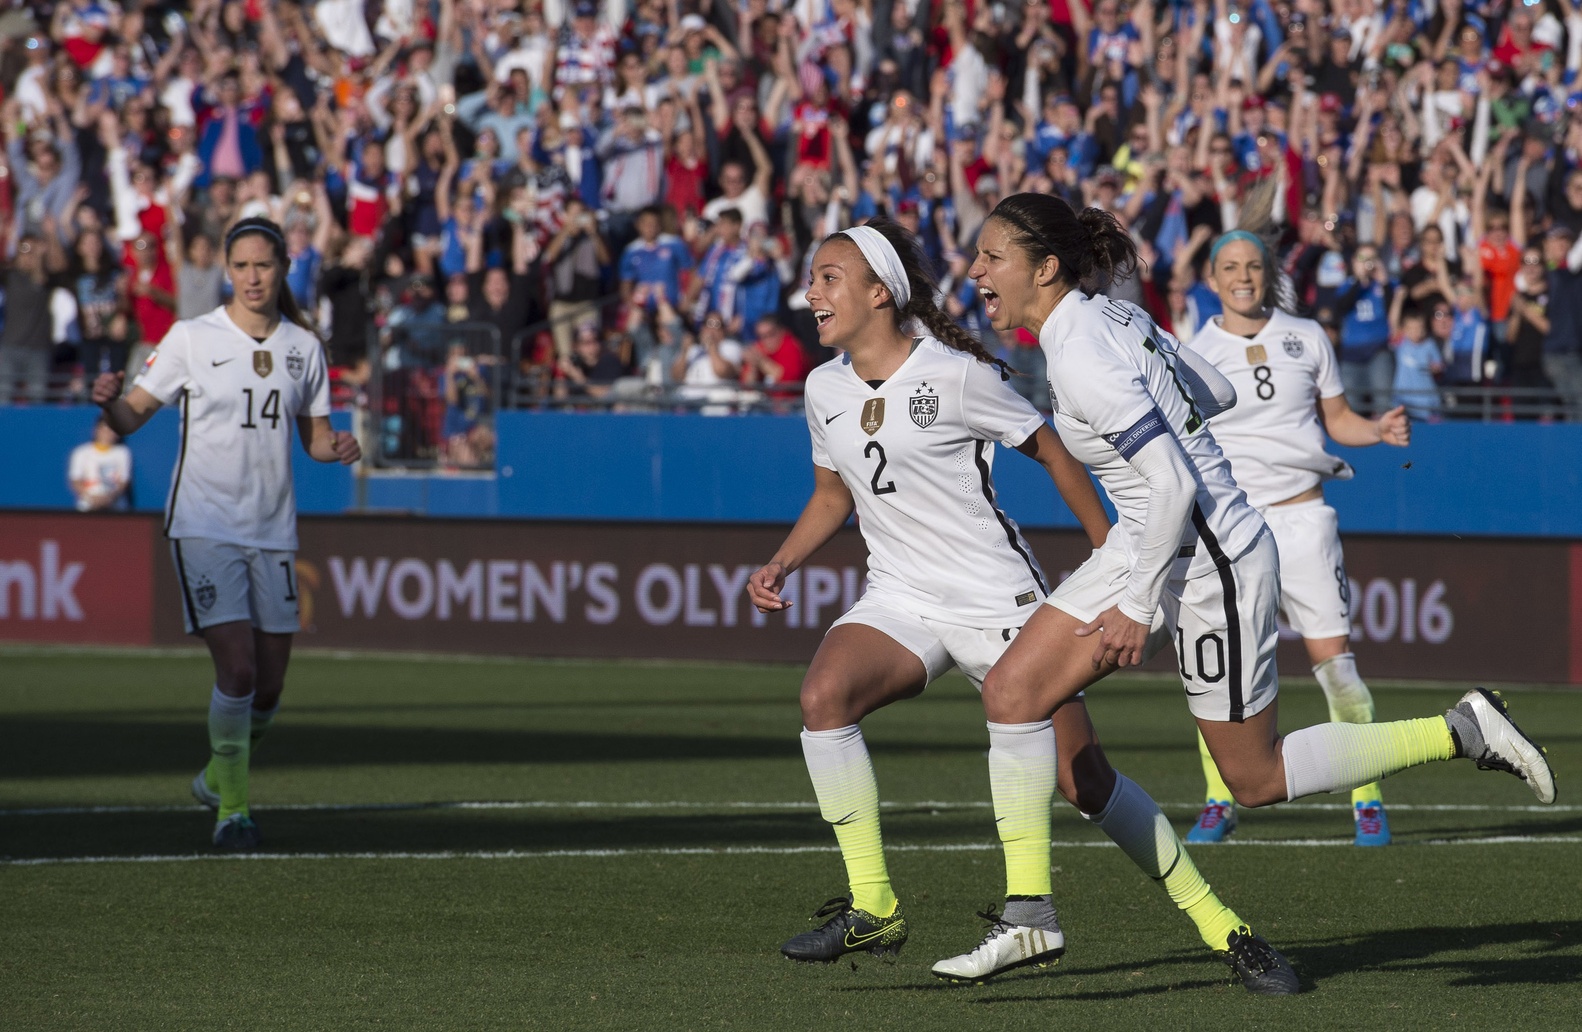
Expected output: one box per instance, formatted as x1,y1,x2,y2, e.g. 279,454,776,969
92,217,361,851
956,192,1556,988
753,219,1277,994
1185,230,1413,847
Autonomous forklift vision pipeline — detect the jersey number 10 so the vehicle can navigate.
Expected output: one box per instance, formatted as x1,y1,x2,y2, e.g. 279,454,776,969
240,388,283,430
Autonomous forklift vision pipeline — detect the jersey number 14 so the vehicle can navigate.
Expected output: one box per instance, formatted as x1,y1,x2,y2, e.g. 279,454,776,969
240,388,282,430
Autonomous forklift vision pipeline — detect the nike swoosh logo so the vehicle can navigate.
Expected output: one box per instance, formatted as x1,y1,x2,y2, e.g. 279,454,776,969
212,359,235,366
825,412,845,424
1185,688,1214,697
831,809,860,827
843,923,900,949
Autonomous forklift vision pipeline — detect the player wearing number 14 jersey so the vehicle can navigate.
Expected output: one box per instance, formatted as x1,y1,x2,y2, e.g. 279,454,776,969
1187,230,1413,847
93,217,360,851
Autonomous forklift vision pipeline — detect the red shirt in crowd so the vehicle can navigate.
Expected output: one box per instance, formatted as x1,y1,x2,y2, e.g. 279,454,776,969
1479,237,1523,322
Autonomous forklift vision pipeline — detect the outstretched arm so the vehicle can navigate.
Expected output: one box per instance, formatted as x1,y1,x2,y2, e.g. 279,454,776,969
1319,394,1410,447
1016,423,1111,549
747,466,856,612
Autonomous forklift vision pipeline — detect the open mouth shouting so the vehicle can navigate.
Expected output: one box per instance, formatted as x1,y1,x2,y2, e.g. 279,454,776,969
978,286,1001,320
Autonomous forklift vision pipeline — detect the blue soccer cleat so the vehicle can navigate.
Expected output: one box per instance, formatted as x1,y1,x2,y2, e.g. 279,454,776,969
1186,800,1237,843
1353,801,1391,846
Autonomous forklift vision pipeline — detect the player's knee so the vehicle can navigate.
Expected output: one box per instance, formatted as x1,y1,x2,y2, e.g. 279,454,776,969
1221,767,1284,808
979,663,1021,715
798,672,855,727
217,661,258,697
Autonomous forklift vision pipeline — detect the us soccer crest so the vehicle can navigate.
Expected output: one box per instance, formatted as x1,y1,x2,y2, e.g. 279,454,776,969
909,382,938,428
253,351,273,378
860,397,885,436
1282,334,1304,358
286,346,305,380
195,577,217,611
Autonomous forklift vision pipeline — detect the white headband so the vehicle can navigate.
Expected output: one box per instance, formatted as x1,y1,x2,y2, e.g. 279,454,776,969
841,225,911,310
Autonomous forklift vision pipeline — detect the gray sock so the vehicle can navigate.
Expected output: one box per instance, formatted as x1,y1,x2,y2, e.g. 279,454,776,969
1002,895,1061,931
1443,704,1482,759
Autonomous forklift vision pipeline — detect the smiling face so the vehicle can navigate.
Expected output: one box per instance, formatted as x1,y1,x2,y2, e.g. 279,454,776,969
226,234,283,318
1209,239,1268,319
968,218,1052,334
804,237,891,350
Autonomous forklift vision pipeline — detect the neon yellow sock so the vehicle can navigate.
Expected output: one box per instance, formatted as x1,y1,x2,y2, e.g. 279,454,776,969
1197,730,1235,804
801,726,897,918
208,688,253,821
1282,717,1455,799
206,705,276,793
989,721,1056,898
1086,773,1243,950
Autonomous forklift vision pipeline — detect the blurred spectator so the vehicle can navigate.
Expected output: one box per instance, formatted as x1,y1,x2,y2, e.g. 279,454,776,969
0,231,67,403
70,226,128,382
619,206,690,309
673,309,742,412
68,416,132,512
740,314,811,394
441,342,496,468
544,197,609,359
556,319,624,400
175,234,224,320
1394,309,1444,422
1542,225,1582,418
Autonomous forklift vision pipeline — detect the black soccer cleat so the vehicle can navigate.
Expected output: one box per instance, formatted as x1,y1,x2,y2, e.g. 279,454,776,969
1219,929,1300,995
780,896,908,963
211,813,262,852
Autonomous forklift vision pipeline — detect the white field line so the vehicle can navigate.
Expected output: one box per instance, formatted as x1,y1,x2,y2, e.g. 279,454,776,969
6,835,1582,868
1,799,1575,818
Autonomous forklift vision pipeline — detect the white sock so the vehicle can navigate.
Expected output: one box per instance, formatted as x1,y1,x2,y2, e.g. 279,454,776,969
1083,773,1183,882
801,724,895,915
987,719,1057,898
1313,653,1374,724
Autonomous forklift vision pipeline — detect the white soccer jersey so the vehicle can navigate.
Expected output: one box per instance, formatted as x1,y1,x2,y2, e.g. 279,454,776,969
1039,292,1265,586
804,336,1049,625
1187,309,1354,508
135,306,331,551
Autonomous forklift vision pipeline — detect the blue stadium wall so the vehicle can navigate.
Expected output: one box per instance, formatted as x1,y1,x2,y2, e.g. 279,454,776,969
3,407,1581,537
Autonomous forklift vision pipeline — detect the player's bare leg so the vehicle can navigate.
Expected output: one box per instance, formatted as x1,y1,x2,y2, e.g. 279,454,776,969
781,626,924,962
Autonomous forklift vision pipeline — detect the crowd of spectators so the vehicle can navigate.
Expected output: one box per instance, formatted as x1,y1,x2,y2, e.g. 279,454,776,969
1,0,1581,435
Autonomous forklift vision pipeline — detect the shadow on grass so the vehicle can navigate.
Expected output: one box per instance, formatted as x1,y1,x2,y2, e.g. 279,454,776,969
1289,922,1579,987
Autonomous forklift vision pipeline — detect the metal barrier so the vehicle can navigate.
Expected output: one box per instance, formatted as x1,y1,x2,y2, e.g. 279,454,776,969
368,321,502,470
1345,385,1577,422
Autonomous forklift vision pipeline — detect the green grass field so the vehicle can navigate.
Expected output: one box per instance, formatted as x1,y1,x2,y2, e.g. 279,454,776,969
2,649,1579,1031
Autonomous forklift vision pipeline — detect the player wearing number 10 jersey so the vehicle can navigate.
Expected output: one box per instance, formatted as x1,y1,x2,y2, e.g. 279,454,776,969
956,192,1554,986
753,219,1277,993
93,217,361,851
1186,230,1413,847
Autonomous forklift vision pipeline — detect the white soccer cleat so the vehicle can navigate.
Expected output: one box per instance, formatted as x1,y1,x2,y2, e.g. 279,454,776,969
1453,688,1556,804
190,769,220,811
932,908,1065,984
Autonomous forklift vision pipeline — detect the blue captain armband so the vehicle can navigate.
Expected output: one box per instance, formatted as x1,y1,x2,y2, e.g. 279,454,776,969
1103,408,1169,460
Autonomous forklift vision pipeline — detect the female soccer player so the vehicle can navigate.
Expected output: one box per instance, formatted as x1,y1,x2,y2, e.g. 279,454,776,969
955,192,1554,977
1185,228,1410,847
92,216,360,851
753,218,1293,994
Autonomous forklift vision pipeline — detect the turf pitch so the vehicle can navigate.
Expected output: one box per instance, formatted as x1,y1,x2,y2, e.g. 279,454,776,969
2,649,1580,1031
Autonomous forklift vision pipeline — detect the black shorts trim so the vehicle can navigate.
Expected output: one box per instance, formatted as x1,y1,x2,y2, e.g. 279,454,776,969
171,539,205,634
1191,505,1244,723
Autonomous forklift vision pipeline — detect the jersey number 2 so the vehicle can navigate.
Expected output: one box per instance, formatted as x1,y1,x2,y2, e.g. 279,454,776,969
864,441,897,495
241,388,282,430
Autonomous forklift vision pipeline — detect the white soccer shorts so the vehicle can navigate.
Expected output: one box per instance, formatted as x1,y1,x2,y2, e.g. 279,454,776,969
1047,528,1281,723
171,538,301,635
830,593,1031,690
1260,499,1352,641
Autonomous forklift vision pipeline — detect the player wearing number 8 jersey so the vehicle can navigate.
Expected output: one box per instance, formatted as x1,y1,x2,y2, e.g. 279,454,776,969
955,192,1556,985
1185,228,1413,847
92,216,361,851
754,219,1280,994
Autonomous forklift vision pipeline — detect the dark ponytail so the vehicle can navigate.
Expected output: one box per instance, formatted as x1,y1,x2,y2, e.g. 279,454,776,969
988,193,1140,295
834,217,1013,381
224,215,320,339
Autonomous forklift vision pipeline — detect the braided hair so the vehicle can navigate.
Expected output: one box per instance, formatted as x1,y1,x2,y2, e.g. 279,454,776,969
224,216,319,338
834,217,1013,381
